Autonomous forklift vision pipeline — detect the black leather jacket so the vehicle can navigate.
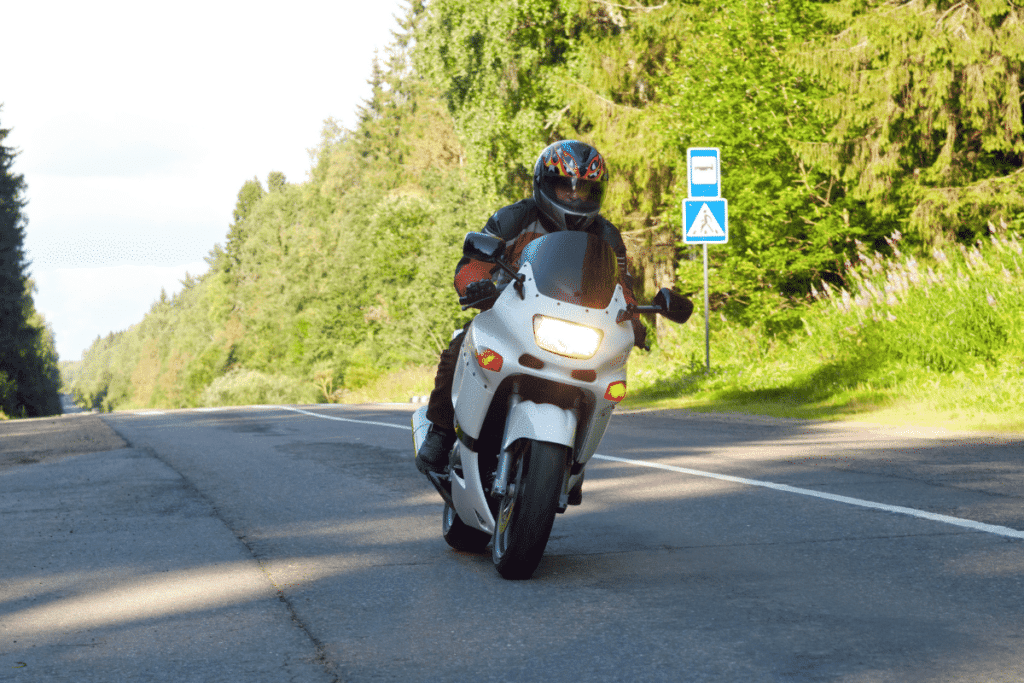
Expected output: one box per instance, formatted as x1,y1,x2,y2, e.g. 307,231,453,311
454,197,637,300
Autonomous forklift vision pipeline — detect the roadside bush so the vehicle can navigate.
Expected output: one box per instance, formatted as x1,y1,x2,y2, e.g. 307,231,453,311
199,368,319,407
626,220,1024,427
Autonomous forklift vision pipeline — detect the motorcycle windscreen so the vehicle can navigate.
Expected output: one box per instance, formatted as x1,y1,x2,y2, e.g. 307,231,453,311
519,231,619,309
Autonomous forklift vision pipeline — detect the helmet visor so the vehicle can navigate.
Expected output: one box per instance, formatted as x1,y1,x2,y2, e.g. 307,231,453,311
542,175,604,213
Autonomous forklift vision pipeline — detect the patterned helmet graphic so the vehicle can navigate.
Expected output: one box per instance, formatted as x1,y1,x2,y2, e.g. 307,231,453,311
533,140,608,231
539,140,608,181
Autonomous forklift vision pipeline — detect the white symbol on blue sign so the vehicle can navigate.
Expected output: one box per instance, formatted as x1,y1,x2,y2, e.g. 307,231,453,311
684,199,728,244
688,148,721,198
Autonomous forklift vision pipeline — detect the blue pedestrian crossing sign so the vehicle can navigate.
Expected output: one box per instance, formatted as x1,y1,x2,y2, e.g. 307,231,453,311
684,198,728,244
688,148,720,198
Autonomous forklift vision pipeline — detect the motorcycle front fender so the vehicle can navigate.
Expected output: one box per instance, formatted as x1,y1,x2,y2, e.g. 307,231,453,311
501,400,577,452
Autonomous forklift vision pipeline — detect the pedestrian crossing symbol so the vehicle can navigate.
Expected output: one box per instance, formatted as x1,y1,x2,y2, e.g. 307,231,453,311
684,198,728,244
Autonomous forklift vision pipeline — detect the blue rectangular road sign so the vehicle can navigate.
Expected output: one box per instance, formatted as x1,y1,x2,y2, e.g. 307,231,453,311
684,198,728,244
687,148,720,198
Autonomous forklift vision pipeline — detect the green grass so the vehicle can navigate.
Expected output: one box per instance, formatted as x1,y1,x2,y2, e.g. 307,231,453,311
624,226,1024,433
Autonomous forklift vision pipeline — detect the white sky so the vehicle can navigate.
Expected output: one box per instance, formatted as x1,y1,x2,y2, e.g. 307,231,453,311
3,0,407,360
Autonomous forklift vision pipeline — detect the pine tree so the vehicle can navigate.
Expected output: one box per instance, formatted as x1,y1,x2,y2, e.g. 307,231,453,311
223,177,265,273
0,106,61,417
0,114,28,330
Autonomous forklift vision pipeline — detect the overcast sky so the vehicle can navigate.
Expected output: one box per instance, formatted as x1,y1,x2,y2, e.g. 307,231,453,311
3,0,406,360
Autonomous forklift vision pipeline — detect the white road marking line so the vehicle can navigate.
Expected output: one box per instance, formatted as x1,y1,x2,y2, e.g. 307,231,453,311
277,405,411,431
592,454,1024,541
280,407,1024,541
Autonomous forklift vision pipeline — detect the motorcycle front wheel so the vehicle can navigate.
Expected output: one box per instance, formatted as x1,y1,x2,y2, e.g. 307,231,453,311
492,439,567,580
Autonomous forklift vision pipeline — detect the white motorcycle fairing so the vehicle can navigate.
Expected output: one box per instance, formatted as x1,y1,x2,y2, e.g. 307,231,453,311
444,257,634,535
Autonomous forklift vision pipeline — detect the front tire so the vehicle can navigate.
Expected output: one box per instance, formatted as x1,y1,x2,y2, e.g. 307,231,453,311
442,503,491,553
492,439,568,580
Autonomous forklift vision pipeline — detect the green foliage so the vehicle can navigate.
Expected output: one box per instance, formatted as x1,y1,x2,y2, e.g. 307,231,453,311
267,171,287,193
222,176,267,279
59,360,82,393
417,0,585,201
628,219,1024,429
550,3,685,229
792,0,1024,244
655,0,876,329
805,224,1024,375
200,368,319,407
0,370,15,419
0,108,62,417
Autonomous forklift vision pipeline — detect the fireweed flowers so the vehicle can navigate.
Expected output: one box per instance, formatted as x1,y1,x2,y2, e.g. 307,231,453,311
808,221,1024,374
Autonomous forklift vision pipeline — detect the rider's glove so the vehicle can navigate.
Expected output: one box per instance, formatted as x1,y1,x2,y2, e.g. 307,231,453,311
633,319,649,351
459,279,499,310
621,304,650,351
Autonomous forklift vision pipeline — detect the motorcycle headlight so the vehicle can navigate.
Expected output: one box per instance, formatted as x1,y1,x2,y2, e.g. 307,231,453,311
533,315,603,359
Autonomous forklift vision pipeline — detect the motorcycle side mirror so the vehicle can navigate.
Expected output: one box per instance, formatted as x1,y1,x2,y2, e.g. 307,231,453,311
462,231,526,299
463,232,506,263
652,288,694,325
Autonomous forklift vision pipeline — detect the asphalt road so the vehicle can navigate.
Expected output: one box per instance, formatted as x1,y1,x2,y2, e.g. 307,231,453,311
3,404,1023,682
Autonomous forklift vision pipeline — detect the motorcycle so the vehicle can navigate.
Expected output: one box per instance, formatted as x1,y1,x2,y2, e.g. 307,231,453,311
413,230,693,579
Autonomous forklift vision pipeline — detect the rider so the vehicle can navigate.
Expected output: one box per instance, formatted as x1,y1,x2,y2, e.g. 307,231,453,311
416,140,646,475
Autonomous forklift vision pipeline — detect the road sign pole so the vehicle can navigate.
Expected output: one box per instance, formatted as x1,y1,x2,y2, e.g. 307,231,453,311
703,244,710,373
684,147,726,375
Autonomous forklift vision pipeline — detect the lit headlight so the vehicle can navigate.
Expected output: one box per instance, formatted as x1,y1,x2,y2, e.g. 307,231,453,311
533,315,603,359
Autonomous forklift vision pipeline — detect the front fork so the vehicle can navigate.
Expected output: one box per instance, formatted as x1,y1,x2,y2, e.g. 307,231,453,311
491,388,522,499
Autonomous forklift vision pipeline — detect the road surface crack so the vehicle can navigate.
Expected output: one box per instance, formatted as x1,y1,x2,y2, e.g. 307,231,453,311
117,440,343,683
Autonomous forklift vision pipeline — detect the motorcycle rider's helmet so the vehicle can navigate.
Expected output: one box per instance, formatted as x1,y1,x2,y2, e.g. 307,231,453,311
533,140,608,231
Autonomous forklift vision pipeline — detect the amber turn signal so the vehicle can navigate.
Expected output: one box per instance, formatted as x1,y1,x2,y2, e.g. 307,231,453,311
476,350,504,372
604,381,627,402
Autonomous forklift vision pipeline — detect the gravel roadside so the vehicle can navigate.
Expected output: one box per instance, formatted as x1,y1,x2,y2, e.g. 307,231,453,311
0,412,127,471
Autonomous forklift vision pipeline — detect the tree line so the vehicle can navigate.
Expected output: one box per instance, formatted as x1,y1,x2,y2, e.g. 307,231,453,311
72,0,1023,411
0,106,62,418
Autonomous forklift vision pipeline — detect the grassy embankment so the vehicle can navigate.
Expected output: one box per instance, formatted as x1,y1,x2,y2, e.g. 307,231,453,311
353,225,1024,434
629,226,1024,432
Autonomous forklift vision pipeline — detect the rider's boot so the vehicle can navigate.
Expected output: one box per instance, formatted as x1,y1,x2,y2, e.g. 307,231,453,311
567,471,584,505
416,424,456,475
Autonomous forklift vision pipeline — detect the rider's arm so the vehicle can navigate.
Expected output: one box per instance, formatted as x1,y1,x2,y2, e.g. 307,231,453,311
453,199,535,296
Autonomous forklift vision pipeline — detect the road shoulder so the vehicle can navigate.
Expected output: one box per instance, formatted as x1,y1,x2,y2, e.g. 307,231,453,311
0,413,127,470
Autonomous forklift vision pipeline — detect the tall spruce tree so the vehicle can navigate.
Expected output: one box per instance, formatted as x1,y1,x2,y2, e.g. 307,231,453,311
792,0,1024,245
223,176,265,273
0,106,61,417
